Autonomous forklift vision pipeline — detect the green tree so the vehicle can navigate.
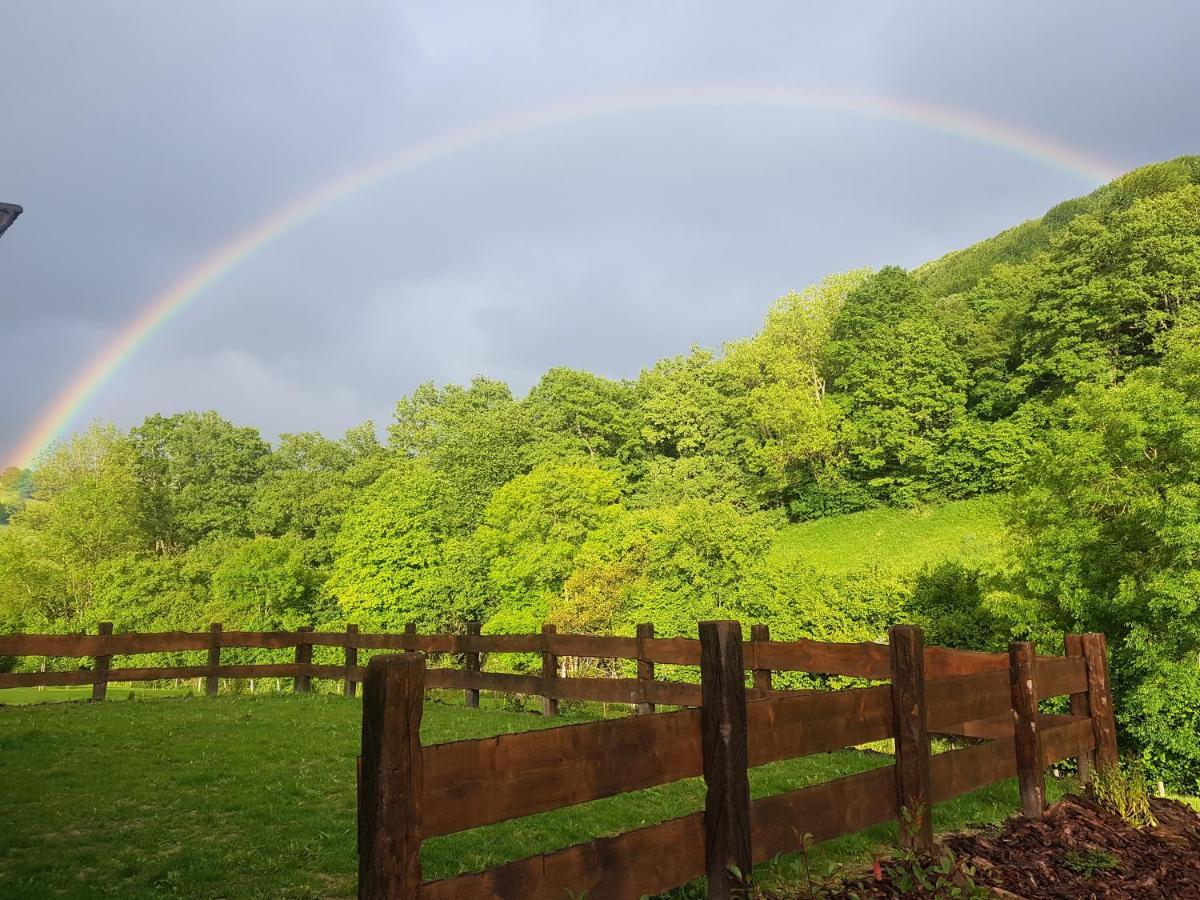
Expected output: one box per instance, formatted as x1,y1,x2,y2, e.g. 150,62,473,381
723,271,869,515
389,378,532,530
130,412,269,550
250,423,388,567
1001,311,1200,789
565,499,774,636
209,536,321,630
473,461,623,632
1018,184,1200,396
326,461,463,630
522,367,642,469
0,423,144,628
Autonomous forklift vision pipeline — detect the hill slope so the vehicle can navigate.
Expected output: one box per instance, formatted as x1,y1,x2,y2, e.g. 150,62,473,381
769,496,1007,576
914,155,1200,296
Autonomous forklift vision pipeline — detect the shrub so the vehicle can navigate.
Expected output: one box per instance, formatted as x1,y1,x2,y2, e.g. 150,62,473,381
1089,758,1158,828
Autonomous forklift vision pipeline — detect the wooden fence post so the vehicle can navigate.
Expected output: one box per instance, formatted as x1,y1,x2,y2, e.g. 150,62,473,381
750,624,772,694
1063,633,1093,783
636,622,655,715
206,623,222,697
1010,641,1045,817
699,620,752,898
345,624,359,698
464,621,481,709
889,624,932,851
92,622,113,702
358,653,424,900
1081,632,1119,768
295,626,313,694
541,624,559,717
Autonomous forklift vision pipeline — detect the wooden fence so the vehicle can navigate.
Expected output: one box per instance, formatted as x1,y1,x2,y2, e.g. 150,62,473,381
0,620,1040,708
0,621,1120,899
356,623,1119,900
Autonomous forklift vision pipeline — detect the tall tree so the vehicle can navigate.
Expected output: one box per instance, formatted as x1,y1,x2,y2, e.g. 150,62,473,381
130,412,269,550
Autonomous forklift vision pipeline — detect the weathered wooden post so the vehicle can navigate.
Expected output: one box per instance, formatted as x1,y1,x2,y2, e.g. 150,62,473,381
404,622,417,648
344,624,359,698
541,624,559,717
636,622,655,715
699,620,752,899
750,623,772,694
463,621,481,709
1081,632,1119,768
295,626,313,694
358,653,424,900
1063,633,1093,783
92,622,113,702
889,624,932,851
1009,641,1045,817
206,623,222,697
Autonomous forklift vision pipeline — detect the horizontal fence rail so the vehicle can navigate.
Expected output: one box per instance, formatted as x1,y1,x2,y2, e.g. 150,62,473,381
357,623,1120,900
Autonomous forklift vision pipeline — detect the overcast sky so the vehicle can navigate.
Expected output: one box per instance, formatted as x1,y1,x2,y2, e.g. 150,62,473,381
1,1,1197,466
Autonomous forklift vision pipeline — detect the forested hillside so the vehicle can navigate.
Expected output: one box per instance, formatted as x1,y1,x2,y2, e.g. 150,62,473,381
3,156,1200,790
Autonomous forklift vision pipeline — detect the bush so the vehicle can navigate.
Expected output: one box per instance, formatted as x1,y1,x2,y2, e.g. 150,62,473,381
907,561,1003,652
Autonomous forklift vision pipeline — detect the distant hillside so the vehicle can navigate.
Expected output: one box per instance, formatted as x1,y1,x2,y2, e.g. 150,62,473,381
768,496,1007,576
915,155,1200,297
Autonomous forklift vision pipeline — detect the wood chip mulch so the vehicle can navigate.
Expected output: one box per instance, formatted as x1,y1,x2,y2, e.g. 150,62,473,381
826,795,1200,899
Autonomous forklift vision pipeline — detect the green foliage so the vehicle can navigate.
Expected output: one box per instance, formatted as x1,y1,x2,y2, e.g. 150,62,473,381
249,424,388,568
0,466,33,525
877,847,991,899
1060,848,1118,877
916,218,1052,298
473,460,623,628
1090,758,1158,828
907,561,1003,652
209,535,321,630
566,499,774,636
1001,312,1200,788
1018,185,1200,396
915,156,1200,298
827,269,973,504
523,367,642,468
389,378,531,531
130,411,270,548
0,423,144,629
723,270,869,513
325,461,462,630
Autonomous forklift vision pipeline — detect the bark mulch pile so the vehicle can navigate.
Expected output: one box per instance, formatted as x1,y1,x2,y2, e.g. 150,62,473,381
823,795,1200,898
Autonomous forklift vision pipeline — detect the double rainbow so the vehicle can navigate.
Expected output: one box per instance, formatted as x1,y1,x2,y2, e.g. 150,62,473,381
7,83,1121,469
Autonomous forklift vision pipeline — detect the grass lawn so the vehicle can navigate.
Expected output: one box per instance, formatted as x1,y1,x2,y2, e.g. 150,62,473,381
0,685,192,705
0,691,1073,899
770,496,1007,576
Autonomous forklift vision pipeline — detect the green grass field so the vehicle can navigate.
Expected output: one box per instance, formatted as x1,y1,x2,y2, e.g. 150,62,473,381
0,691,1075,899
769,496,1007,576
0,685,192,705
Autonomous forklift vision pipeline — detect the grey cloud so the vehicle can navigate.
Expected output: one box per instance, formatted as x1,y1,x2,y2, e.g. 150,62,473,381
2,0,1198,463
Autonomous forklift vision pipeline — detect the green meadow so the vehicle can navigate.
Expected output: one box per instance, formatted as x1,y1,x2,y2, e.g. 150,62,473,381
768,496,1007,576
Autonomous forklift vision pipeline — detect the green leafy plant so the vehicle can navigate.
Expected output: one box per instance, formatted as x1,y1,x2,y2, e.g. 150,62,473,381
1061,847,1118,876
1090,757,1158,828
878,847,991,899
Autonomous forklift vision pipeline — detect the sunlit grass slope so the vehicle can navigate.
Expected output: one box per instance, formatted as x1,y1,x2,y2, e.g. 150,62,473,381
769,496,1008,576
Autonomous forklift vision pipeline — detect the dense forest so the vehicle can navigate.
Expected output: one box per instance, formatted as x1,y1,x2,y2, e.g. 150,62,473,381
3,156,1200,790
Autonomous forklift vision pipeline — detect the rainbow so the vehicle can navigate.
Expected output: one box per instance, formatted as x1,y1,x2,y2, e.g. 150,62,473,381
6,83,1123,469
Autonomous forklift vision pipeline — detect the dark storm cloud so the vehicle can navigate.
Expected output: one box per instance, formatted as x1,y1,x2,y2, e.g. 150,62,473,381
1,0,1197,463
